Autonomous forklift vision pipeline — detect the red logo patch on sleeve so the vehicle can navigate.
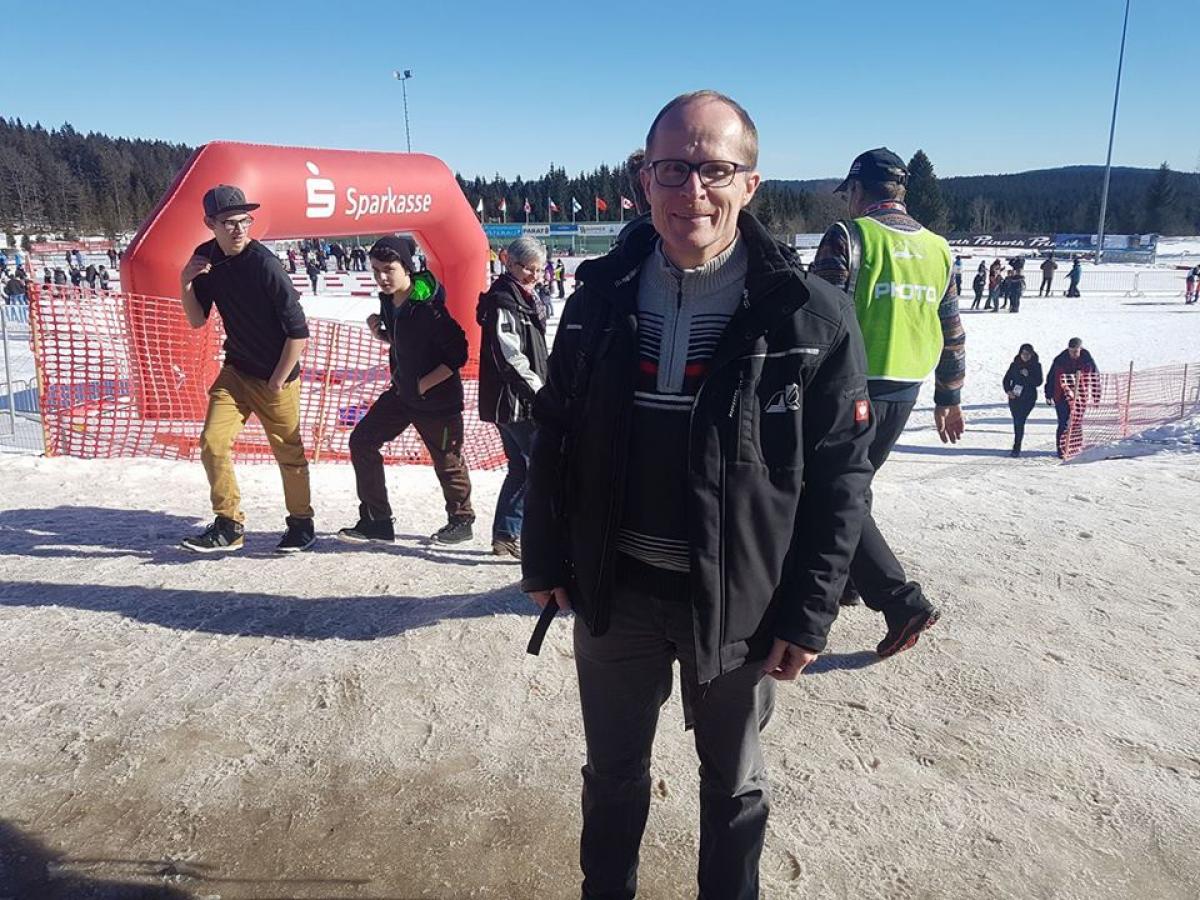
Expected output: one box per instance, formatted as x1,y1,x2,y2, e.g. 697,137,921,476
854,399,870,423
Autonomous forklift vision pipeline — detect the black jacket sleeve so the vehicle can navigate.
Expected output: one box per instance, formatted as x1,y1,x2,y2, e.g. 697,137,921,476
1002,363,1016,394
1032,362,1044,389
773,304,875,653
431,304,469,370
520,292,588,593
259,252,309,339
1044,359,1060,401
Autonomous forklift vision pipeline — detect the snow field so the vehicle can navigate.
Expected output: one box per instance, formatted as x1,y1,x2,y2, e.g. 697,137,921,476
0,288,1198,897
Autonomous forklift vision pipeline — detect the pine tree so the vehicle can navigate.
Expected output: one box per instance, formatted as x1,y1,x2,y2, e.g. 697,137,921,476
1143,162,1176,234
905,150,948,232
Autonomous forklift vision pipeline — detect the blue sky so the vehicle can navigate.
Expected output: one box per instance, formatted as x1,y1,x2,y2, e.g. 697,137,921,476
5,0,1196,182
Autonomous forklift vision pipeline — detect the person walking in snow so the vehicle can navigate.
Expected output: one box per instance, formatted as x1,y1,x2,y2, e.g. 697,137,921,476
812,145,964,654
1065,256,1083,298
1044,337,1099,458
1039,254,1058,296
336,236,475,547
475,236,550,560
1003,343,1043,457
178,184,315,553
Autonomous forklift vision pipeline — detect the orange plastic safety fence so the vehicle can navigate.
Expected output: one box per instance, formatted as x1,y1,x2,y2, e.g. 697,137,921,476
28,284,506,469
1063,362,1200,459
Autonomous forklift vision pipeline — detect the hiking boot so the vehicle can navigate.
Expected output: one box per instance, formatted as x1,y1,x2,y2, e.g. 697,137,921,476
337,515,395,544
877,607,941,659
430,518,474,545
839,584,862,607
276,516,316,553
181,516,244,554
492,537,521,559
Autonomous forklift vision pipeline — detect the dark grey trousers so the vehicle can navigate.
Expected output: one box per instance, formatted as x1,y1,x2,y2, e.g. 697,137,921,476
574,563,775,900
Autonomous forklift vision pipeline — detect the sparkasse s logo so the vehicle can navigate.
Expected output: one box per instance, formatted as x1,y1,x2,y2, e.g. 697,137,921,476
305,162,335,219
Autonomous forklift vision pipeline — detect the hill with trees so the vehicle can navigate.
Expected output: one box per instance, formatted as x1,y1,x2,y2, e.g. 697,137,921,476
1,118,1196,243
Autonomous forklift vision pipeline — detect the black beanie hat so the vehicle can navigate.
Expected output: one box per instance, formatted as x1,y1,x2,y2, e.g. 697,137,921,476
369,235,417,272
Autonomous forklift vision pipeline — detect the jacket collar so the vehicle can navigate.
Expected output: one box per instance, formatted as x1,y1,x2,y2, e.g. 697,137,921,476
577,211,811,374
578,210,802,302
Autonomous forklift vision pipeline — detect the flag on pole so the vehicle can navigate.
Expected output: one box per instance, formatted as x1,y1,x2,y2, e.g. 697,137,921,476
595,196,607,221
475,197,484,218
571,197,582,214
549,199,560,214
499,197,507,222
619,195,634,221
523,198,532,214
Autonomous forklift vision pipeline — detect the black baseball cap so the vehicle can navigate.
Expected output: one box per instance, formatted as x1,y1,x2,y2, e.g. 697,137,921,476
202,184,260,218
834,148,908,193
369,235,417,272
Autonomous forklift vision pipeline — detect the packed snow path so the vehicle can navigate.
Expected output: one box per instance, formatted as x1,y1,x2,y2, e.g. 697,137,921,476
1,290,1198,898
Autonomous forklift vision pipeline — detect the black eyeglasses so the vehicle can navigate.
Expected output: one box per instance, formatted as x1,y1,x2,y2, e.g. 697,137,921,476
647,159,752,188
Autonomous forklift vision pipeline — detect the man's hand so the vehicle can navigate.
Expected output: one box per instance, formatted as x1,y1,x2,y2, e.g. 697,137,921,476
761,638,818,681
528,587,572,612
180,254,211,287
367,313,382,333
268,375,286,393
934,405,965,444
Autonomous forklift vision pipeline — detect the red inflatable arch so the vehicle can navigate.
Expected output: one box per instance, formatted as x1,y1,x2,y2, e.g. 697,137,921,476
121,141,488,418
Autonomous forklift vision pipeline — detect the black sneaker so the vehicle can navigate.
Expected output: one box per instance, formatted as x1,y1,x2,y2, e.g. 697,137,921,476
337,516,395,543
430,519,474,545
492,537,520,559
877,607,941,658
181,516,244,554
276,516,316,553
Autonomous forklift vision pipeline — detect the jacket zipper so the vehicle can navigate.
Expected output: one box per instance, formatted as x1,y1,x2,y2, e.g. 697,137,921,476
727,375,746,463
687,285,766,674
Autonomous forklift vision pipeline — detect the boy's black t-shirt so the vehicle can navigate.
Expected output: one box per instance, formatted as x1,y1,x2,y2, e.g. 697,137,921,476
191,239,310,382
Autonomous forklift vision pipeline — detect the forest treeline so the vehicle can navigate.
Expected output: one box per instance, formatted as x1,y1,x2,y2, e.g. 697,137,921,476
1,117,1196,242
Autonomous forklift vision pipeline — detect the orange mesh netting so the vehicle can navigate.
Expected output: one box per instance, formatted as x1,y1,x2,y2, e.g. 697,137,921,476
28,284,506,469
1063,363,1200,459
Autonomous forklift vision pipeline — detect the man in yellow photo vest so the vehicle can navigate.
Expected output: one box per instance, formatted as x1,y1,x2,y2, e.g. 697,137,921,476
812,148,966,657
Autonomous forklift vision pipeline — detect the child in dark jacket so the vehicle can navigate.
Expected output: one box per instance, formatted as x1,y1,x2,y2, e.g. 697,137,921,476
337,236,475,545
1002,343,1043,457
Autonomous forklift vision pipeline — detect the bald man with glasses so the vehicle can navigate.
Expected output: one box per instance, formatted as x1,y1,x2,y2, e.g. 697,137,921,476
178,184,315,554
522,91,874,899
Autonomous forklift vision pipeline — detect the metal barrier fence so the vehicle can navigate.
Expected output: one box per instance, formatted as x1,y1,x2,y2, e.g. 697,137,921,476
1075,267,1187,296
1,300,43,453
1065,362,1200,459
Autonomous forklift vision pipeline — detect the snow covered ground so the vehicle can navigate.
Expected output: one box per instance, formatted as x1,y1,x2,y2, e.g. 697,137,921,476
1,287,1200,897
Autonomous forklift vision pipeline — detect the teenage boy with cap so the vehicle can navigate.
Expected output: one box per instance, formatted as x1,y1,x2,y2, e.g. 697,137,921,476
179,184,316,553
337,236,475,545
811,147,966,657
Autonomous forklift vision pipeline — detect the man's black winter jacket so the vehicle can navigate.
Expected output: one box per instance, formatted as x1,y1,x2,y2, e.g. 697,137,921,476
520,212,875,683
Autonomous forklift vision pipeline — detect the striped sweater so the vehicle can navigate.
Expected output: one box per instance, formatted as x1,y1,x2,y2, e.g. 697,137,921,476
615,236,748,574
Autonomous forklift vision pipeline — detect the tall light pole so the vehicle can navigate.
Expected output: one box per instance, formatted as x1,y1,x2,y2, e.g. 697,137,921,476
1096,0,1131,265
393,69,413,152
